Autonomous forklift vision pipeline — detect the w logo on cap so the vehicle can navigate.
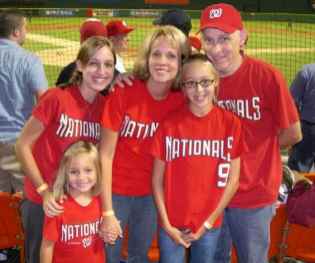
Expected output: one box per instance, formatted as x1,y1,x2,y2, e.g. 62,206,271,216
209,8,223,19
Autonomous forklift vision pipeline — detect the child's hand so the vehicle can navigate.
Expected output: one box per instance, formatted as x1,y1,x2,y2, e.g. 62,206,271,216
99,215,122,244
185,225,207,241
164,226,191,248
42,191,64,217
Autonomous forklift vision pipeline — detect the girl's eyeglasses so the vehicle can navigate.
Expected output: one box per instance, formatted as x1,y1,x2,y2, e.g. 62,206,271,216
182,79,215,90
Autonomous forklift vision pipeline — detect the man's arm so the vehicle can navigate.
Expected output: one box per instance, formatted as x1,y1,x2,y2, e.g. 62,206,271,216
279,121,302,149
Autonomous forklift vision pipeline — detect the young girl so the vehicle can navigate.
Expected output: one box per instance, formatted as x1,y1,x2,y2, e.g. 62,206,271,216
15,36,116,263
40,141,104,263
99,26,190,262
151,54,243,263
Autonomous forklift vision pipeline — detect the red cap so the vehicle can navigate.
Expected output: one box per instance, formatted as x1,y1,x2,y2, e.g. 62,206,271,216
189,36,202,51
200,3,243,33
80,18,107,43
106,20,134,37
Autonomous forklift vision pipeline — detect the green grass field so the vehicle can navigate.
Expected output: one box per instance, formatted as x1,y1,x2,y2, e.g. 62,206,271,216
25,15,315,86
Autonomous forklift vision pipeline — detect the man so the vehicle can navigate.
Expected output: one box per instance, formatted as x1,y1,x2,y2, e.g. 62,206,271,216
106,19,134,73
153,9,192,36
153,9,202,53
0,9,48,193
199,3,302,263
288,63,315,172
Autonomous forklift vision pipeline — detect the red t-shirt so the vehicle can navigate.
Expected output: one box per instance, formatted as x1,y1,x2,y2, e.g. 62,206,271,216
101,79,185,195
43,195,105,263
24,85,105,203
151,105,243,232
217,56,299,208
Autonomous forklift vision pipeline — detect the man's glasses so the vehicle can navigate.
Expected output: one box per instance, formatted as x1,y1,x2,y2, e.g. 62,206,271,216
182,79,215,90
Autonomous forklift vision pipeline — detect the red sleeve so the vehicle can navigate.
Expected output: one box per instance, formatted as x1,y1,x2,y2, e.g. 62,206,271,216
269,68,299,129
42,215,59,242
100,84,126,131
150,123,166,161
32,88,60,126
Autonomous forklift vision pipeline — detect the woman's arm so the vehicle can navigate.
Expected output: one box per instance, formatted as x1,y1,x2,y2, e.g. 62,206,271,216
99,127,122,243
190,157,240,240
15,116,63,216
40,239,54,263
152,158,190,248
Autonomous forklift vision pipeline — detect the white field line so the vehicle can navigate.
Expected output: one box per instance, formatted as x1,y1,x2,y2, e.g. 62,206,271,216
26,33,315,66
27,33,78,48
27,33,79,66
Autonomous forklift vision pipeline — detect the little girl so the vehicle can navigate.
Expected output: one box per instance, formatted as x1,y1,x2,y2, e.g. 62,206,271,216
40,141,104,263
151,53,244,262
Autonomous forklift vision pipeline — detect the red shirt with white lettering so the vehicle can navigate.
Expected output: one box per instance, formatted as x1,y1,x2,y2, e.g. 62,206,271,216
151,105,243,232
101,79,185,195
217,56,299,208
24,85,105,204
43,195,105,263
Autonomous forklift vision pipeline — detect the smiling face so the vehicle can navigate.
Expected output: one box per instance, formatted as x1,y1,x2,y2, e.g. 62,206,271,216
201,28,245,77
77,45,115,101
67,153,97,197
182,60,218,116
148,36,180,86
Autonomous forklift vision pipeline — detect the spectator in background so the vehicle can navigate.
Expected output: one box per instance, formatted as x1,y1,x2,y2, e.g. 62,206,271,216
189,35,202,53
153,9,202,53
0,9,48,194
55,18,108,86
198,3,302,263
288,63,315,172
106,19,134,73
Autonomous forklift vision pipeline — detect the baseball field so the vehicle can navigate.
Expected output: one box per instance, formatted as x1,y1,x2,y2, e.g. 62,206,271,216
23,13,315,86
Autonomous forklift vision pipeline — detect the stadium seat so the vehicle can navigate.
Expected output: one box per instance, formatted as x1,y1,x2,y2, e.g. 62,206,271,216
0,192,24,263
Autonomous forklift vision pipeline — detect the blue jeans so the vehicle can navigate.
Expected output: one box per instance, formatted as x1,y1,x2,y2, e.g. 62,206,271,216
288,120,315,172
159,227,221,263
105,194,157,263
214,205,275,263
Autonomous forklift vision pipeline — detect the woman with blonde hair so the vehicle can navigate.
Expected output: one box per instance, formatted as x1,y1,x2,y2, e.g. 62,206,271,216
99,25,190,263
16,36,116,263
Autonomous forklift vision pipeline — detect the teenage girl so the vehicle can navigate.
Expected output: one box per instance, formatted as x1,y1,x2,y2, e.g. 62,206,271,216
15,36,116,263
151,54,243,263
40,141,104,263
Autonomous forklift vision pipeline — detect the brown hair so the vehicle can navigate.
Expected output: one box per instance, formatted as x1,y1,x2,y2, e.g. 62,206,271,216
0,9,25,38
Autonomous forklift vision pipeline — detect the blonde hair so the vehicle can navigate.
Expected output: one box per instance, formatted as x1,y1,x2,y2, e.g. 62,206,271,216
133,25,190,89
182,53,220,101
53,141,102,199
70,36,116,85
